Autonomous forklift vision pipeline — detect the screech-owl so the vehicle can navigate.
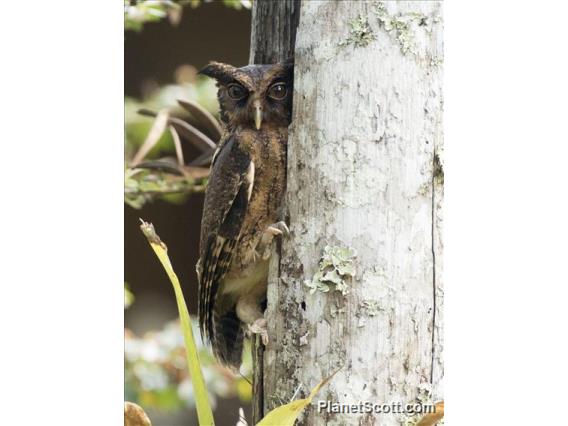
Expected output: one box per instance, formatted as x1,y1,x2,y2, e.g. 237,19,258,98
196,61,293,369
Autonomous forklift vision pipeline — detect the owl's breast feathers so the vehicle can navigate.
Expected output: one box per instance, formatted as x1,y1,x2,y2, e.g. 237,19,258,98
197,127,287,345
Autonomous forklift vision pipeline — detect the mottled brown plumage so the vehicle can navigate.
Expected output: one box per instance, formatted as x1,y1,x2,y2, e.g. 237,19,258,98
196,62,293,369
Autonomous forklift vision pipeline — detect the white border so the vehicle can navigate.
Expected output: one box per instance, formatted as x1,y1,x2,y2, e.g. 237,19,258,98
0,1,124,424
1,1,568,424
446,1,568,424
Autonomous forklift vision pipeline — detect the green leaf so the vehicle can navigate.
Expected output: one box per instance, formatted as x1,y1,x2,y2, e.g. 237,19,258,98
140,220,215,426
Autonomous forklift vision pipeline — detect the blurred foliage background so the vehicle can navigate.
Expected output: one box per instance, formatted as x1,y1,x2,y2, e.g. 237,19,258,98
124,1,252,424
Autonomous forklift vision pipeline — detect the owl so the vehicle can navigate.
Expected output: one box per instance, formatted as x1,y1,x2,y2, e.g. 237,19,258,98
196,61,293,369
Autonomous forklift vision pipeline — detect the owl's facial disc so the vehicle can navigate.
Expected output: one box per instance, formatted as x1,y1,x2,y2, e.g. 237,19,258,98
200,61,292,130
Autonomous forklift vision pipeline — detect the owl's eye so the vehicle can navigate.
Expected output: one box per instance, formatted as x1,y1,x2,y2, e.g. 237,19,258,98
267,83,287,100
227,84,247,100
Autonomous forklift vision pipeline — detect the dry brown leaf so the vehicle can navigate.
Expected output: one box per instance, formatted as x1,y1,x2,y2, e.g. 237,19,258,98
177,98,222,141
169,125,185,166
124,401,152,426
131,109,170,167
415,401,444,426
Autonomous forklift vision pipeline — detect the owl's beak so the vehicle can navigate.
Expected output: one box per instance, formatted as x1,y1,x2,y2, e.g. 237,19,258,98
253,100,263,130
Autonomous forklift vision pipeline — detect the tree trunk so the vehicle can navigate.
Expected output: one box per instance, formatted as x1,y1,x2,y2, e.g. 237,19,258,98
251,1,443,425
249,1,301,423
249,0,300,64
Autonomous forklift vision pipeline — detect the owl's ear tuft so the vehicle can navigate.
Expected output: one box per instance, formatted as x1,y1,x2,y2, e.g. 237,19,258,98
199,62,237,84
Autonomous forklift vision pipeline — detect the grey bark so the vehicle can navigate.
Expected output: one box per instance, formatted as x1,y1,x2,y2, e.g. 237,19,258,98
251,1,443,425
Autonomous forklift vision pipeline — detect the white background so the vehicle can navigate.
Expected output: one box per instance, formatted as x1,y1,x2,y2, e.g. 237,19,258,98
0,1,566,424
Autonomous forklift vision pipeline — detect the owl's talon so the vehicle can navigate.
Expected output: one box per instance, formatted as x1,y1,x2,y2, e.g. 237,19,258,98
256,221,290,260
265,221,289,238
248,318,269,345
272,221,290,238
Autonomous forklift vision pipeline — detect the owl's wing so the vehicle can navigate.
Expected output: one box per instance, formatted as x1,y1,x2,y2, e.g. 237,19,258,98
198,134,253,342
209,129,230,167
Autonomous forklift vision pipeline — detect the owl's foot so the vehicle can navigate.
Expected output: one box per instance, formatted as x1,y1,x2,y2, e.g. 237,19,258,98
269,221,290,237
257,221,290,260
248,318,269,346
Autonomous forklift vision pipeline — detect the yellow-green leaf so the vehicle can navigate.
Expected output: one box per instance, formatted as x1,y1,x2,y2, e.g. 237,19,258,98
140,220,215,426
256,370,339,426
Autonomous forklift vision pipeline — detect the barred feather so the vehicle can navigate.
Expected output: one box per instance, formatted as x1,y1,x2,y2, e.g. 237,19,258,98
197,133,252,367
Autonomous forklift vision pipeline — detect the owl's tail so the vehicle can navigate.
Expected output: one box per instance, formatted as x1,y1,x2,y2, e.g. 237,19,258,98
211,308,244,370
